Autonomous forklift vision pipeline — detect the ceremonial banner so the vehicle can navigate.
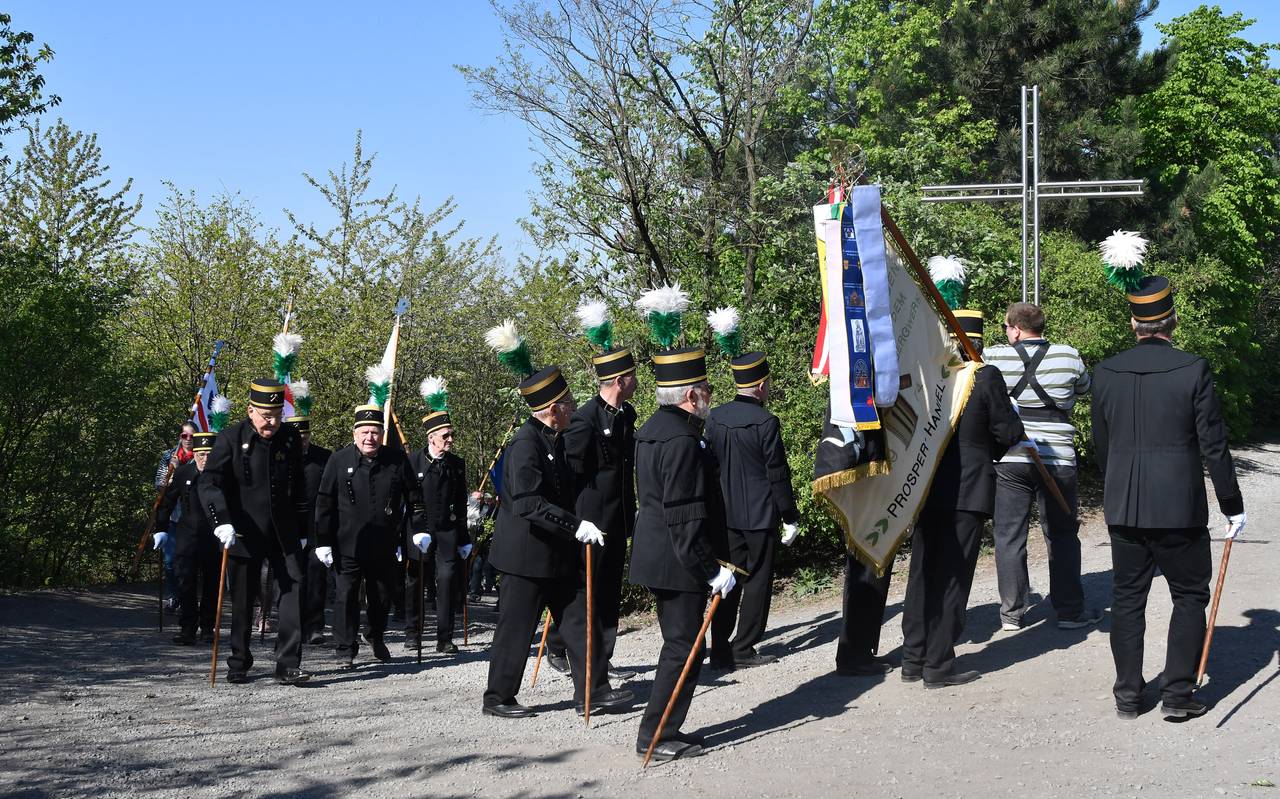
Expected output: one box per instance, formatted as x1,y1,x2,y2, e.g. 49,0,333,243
814,231,979,575
190,362,221,432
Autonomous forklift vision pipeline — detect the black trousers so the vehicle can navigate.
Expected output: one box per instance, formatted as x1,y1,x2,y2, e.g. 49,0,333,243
175,541,220,635
332,551,396,657
405,531,461,644
901,509,983,680
836,552,893,669
1108,525,1211,708
637,588,707,747
483,572,608,707
710,527,776,661
301,545,331,638
226,546,304,673
547,536,627,664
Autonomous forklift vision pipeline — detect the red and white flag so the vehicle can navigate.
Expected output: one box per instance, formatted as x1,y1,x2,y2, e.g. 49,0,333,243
190,369,221,432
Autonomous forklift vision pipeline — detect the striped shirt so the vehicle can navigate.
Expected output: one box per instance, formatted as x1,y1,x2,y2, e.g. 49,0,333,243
984,340,1090,465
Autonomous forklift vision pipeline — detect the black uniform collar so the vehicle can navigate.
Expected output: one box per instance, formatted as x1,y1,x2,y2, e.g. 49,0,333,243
596,394,622,416
529,415,561,440
733,394,763,407
659,403,705,433
1137,336,1172,348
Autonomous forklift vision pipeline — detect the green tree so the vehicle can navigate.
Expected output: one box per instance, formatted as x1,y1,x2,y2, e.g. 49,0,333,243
0,11,59,163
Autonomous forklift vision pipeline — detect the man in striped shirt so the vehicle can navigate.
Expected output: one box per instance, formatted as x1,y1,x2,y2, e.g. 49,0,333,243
986,303,1101,631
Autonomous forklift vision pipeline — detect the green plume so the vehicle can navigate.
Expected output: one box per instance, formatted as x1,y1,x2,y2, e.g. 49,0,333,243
484,320,537,378
935,279,965,311
1103,265,1146,292
272,332,303,381
706,307,741,358
365,364,393,407
635,284,689,349
420,376,448,412
209,395,231,433
291,379,312,417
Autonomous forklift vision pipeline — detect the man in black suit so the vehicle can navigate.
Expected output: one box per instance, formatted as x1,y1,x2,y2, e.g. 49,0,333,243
313,404,428,670
901,311,1025,688
481,364,632,718
1092,276,1245,720
545,345,638,680
404,399,471,654
705,351,798,669
154,430,221,645
630,347,735,762
285,411,333,645
200,379,313,685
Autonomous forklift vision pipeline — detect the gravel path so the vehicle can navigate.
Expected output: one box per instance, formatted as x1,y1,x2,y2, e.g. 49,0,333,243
2,444,1277,798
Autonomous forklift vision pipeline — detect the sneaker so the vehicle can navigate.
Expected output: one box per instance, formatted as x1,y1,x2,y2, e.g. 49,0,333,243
1001,619,1023,632
1058,609,1103,630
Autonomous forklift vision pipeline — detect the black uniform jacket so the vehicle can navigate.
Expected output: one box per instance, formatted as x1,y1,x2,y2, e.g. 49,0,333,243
705,395,798,531
314,443,428,559
156,460,217,558
302,444,332,506
200,419,312,558
1091,338,1243,528
488,416,583,579
629,405,729,592
403,448,470,560
924,364,1025,516
563,395,636,538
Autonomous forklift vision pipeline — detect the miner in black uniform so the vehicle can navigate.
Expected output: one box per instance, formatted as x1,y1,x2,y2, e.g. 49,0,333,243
630,346,735,762
1092,276,1245,720
285,409,333,645
900,310,1024,688
155,429,221,644
314,404,428,670
545,344,638,680
481,357,631,718
404,383,472,654
200,378,312,685
705,350,798,669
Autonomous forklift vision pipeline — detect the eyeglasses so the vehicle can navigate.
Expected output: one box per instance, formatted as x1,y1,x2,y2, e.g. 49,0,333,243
179,433,193,440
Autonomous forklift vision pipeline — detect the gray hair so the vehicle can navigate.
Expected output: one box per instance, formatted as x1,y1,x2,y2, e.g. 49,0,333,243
655,385,687,406
1134,312,1177,338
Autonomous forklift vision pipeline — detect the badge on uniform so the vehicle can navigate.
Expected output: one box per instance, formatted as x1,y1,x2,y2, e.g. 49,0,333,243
699,440,706,448
418,472,424,479
241,443,249,450
275,452,285,461
547,453,554,461
347,467,354,474
602,428,612,437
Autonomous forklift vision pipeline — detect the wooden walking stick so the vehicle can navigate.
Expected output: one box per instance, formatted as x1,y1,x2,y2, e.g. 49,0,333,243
529,608,552,688
1196,538,1235,687
417,554,425,665
585,544,594,727
210,548,230,687
463,550,473,646
642,593,724,768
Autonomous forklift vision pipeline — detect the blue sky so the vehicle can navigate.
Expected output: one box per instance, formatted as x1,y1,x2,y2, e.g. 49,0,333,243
4,1,1277,263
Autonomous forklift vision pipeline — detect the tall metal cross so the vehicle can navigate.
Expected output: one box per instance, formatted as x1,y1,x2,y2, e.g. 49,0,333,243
920,85,1144,304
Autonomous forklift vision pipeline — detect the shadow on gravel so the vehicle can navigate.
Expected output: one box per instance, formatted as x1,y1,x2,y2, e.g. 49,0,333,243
1198,608,1280,726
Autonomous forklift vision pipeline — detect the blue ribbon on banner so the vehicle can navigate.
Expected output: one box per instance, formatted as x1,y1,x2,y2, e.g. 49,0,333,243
840,203,881,430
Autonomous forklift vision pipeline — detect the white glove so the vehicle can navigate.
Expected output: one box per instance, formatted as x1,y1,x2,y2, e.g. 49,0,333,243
780,522,799,546
708,565,736,598
314,546,334,568
1225,512,1246,540
575,519,605,546
458,543,474,560
214,524,236,550
413,532,432,553
299,538,307,549
152,531,170,550
396,547,403,563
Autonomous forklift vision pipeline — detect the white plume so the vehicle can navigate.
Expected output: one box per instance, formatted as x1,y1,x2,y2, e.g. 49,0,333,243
706,306,740,336
211,395,231,414
365,363,393,386
272,332,303,357
289,379,310,399
574,300,609,330
419,375,447,398
1100,230,1148,269
635,283,690,316
484,319,522,353
927,255,967,283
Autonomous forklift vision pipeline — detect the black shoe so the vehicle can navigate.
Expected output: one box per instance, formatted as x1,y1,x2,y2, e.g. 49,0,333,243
337,658,355,671
226,671,249,684
546,652,570,674
734,652,777,668
900,666,924,683
636,739,703,763
468,593,482,602
483,702,537,719
671,730,707,748
403,637,421,651
1116,706,1139,720
835,658,893,677
307,632,327,645
576,688,635,716
201,630,215,643
370,639,392,662
924,670,981,689
607,664,636,682
1161,698,1208,719
171,631,196,645
275,668,312,685
437,642,458,654
707,657,735,671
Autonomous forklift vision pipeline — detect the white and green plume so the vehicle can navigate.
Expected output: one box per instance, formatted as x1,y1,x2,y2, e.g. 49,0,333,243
484,319,536,378
575,300,614,351
291,379,312,417
1100,230,1147,292
365,363,393,407
272,332,304,381
706,306,741,358
419,376,448,413
927,255,967,311
635,283,689,349
209,395,231,433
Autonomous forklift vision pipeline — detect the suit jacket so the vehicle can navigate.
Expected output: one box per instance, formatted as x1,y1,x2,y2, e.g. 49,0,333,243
563,394,636,539
488,417,583,579
1091,338,1243,528
705,395,798,531
156,460,216,558
314,443,427,559
302,444,332,507
629,405,729,593
403,448,470,560
924,365,1025,516
199,419,312,558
